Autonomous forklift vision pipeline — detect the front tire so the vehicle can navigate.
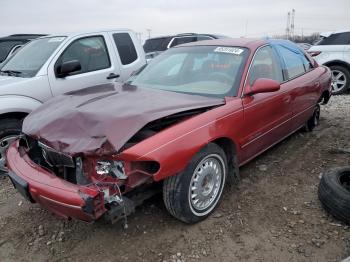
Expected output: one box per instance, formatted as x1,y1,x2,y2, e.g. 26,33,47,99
330,65,350,95
0,119,22,175
163,143,227,223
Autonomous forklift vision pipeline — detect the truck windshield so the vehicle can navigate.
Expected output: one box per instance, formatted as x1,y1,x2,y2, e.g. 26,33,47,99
0,37,66,78
130,45,249,98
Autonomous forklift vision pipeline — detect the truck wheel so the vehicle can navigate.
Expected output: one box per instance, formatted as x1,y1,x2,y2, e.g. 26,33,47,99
0,119,22,175
163,143,227,223
330,65,350,95
304,104,320,132
318,167,350,224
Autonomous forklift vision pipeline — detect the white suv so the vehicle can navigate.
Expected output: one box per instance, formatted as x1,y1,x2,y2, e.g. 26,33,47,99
0,29,146,174
308,29,350,94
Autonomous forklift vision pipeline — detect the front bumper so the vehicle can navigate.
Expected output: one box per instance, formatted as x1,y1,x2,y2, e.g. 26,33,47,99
6,140,105,222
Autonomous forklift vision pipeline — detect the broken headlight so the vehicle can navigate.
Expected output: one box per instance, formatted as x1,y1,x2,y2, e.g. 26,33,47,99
95,160,127,179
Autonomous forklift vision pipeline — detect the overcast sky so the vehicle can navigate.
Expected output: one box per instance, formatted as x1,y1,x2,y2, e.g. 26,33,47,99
1,0,349,40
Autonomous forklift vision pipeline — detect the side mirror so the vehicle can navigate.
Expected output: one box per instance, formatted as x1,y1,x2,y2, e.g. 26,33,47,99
245,78,280,96
56,60,81,78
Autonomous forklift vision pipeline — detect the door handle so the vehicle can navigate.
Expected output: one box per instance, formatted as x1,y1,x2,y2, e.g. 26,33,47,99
107,73,120,80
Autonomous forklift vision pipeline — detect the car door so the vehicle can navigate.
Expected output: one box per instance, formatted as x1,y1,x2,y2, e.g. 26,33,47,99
47,33,121,96
107,31,145,82
240,45,293,162
274,44,319,130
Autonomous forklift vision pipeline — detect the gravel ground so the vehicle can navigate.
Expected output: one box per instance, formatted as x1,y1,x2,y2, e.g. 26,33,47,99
0,95,349,262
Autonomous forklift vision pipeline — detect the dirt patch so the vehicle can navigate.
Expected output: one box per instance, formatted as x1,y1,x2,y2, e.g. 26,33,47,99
0,95,349,262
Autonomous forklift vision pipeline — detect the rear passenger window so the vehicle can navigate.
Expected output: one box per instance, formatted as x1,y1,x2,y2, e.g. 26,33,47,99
249,46,283,85
276,46,306,79
301,55,313,71
113,33,138,65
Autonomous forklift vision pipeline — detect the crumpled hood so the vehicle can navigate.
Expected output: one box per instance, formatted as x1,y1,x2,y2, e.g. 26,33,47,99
23,83,224,156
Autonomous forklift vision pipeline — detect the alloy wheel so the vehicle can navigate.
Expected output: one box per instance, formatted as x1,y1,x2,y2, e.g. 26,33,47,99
331,70,347,93
189,154,225,216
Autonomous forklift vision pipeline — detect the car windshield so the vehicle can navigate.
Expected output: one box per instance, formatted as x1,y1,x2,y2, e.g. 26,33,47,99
130,45,248,98
0,36,66,77
0,41,24,62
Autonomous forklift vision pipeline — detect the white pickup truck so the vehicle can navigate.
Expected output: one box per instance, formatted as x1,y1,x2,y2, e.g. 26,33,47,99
0,29,146,174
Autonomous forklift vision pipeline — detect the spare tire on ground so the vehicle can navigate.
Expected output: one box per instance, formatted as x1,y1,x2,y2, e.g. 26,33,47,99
318,167,350,224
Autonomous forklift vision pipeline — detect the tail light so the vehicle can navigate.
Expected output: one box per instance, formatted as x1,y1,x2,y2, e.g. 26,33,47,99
308,51,322,57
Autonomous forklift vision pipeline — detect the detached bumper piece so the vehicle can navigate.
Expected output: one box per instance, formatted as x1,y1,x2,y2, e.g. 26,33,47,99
104,196,135,224
8,171,34,203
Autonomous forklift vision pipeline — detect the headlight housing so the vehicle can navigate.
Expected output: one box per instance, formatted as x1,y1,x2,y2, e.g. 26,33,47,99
95,160,127,179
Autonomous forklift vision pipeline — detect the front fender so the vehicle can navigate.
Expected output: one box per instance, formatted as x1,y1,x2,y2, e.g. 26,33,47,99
0,95,43,115
120,100,244,181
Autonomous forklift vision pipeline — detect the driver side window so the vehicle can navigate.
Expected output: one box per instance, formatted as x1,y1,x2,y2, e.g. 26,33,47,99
249,46,283,86
55,35,111,77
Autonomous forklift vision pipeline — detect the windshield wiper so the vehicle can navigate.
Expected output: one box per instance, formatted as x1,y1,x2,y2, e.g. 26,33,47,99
0,70,23,76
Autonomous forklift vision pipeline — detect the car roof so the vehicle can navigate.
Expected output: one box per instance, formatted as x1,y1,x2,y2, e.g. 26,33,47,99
38,29,133,38
320,29,350,37
0,34,46,42
146,33,228,41
176,38,304,53
176,38,268,49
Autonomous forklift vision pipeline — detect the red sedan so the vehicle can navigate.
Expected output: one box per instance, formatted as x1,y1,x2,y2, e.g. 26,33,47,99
6,38,331,224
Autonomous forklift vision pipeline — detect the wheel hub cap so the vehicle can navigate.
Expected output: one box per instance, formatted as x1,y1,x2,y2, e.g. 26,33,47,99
190,156,223,211
0,136,18,172
331,70,347,93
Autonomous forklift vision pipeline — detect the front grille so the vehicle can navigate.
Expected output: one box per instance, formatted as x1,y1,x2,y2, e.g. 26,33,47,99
21,136,78,183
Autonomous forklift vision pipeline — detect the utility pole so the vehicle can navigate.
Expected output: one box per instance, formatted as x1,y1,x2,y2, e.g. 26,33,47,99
301,28,304,41
146,29,151,39
291,9,295,40
286,12,290,40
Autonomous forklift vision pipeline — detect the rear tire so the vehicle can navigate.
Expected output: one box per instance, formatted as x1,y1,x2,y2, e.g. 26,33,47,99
304,104,320,132
330,65,350,95
0,119,22,175
163,143,227,223
318,167,350,224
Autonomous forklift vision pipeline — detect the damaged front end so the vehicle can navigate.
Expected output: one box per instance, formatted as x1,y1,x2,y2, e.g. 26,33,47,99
8,84,225,223
6,136,160,224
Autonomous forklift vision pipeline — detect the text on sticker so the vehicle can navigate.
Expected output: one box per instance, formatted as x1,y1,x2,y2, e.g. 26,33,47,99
48,37,65,43
214,47,244,55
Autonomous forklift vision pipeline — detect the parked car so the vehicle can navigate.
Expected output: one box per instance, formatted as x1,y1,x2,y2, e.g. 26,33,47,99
308,29,350,94
296,42,312,51
6,38,331,224
0,34,46,64
0,29,146,175
143,33,228,61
